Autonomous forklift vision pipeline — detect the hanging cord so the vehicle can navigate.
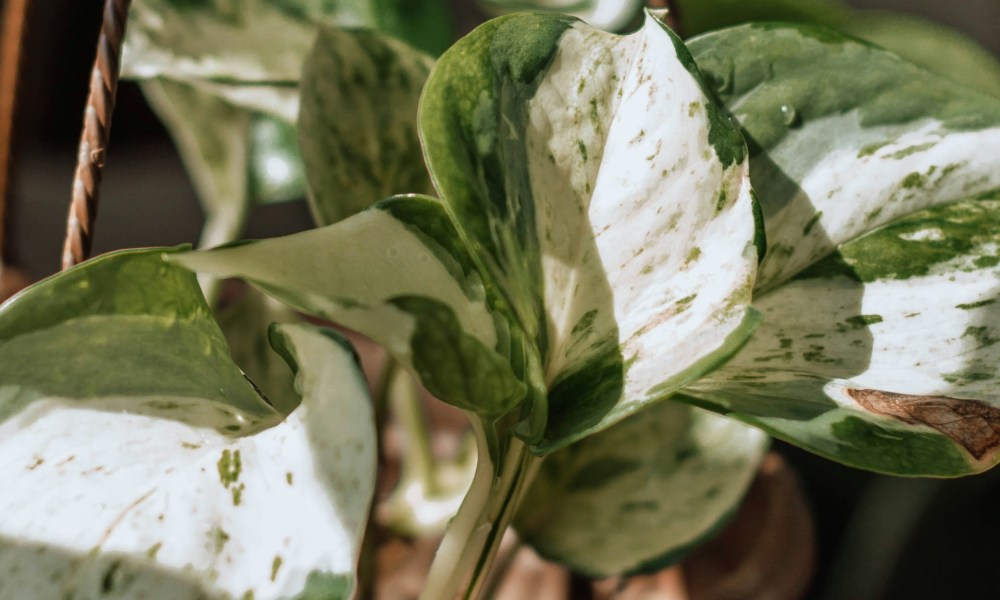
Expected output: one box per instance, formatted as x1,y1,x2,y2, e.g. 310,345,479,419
0,0,29,269
61,0,132,270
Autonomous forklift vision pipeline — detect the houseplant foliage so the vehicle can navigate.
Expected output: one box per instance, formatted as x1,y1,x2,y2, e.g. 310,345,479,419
0,250,376,598
2,2,1000,599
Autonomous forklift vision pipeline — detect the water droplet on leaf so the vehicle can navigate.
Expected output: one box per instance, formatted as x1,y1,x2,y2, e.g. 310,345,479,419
780,104,799,127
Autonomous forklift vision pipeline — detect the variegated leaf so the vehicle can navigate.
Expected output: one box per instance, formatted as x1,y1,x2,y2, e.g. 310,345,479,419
420,12,761,450
675,0,1000,99
140,79,251,251
216,289,301,416
689,23,1000,291
141,80,305,302
0,250,376,598
173,195,528,418
298,25,434,225
515,400,767,576
682,198,1000,476
123,0,451,93
477,0,645,32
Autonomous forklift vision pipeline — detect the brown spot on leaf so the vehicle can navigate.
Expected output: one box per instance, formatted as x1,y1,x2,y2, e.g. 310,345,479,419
848,388,1000,459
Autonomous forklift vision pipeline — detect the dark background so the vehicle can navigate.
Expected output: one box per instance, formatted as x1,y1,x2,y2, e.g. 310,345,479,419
3,2,999,599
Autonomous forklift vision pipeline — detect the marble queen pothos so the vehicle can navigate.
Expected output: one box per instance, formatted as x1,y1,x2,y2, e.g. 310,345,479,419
0,8,999,598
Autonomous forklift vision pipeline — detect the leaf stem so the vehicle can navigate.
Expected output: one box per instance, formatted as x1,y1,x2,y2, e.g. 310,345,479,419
420,421,538,600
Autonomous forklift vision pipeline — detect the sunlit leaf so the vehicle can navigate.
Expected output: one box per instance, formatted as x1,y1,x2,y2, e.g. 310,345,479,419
0,250,376,598
420,12,761,449
689,23,1000,291
179,13,763,450
515,401,767,576
682,198,1000,476
174,196,528,418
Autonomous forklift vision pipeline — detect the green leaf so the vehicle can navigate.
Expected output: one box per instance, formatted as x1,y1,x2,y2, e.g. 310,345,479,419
515,400,767,576
682,198,1000,476
0,251,376,597
178,13,763,446
420,12,762,450
173,195,528,418
675,0,1000,99
689,23,1000,292
124,0,328,84
369,0,455,57
123,0,452,95
249,115,306,205
216,289,301,416
298,26,434,225
477,0,645,32
839,13,1000,99
0,248,274,422
674,0,849,36
140,79,251,250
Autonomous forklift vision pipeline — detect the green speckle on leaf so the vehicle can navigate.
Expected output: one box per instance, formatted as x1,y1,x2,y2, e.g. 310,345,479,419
845,314,883,328
571,310,599,336
146,542,162,560
962,326,999,347
217,449,242,488
888,142,936,159
685,247,702,265
232,483,245,506
857,141,889,157
211,526,230,553
802,211,824,235
716,190,728,212
900,171,926,189
957,299,996,310
974,255,999,268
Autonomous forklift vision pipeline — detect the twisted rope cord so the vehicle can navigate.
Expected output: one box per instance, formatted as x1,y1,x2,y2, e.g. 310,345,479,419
62,0,132,270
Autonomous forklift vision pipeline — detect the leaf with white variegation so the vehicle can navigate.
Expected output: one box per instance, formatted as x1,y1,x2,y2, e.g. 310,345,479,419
515,401,767,576
178,12,763,451
689,23,1000,291
682,198,1000,476
216,289,301,416
0,249,376,598
175,195,528,419
140,79,251,251
420,11,761,449
298,25,434,225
